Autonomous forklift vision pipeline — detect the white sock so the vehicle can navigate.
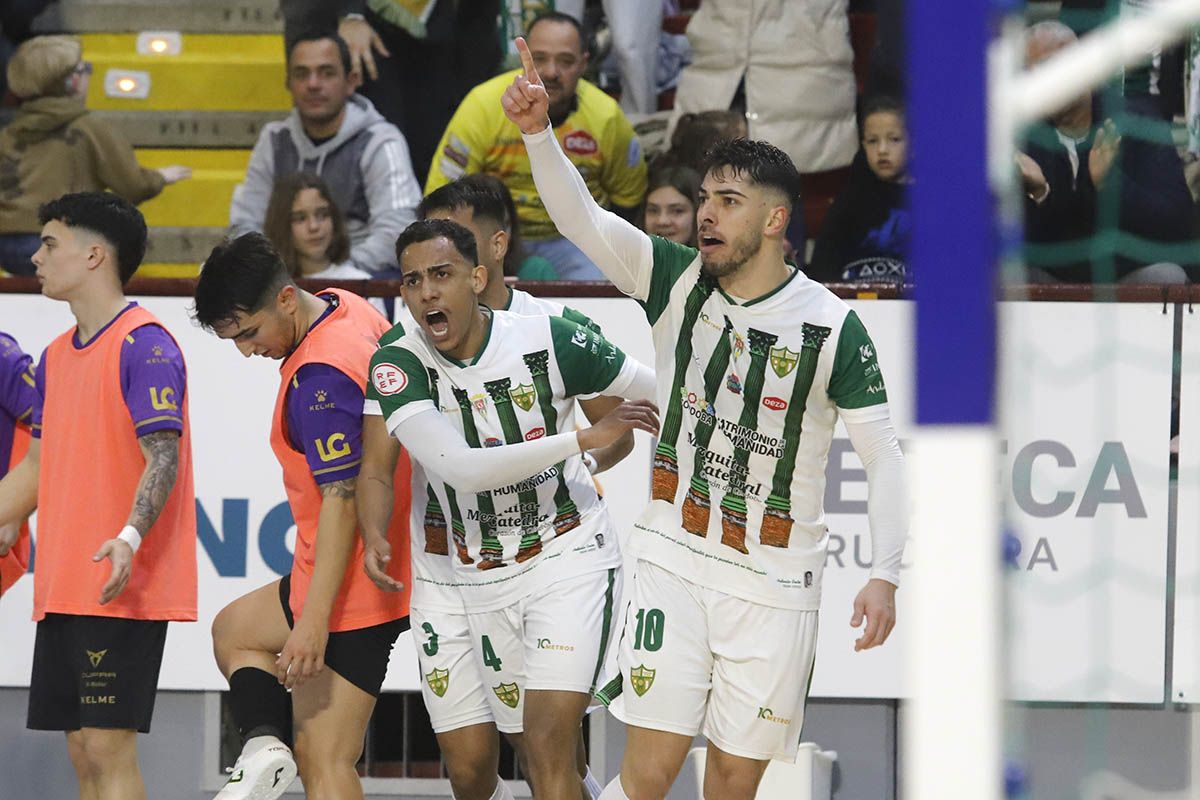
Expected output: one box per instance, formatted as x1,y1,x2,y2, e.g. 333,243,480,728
241,734,287,758
487,778,516,800
598,776,631,800
584,767,604,799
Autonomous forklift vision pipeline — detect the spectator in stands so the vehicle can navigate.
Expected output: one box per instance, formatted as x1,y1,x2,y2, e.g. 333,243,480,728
0,0,53,100
809,95,910,284
670,0,858,172
426,13,647,281
0,35,190,276
229,29,421,275
641,164,700,247
661,109,747,174
1019,20,1197,284
421,173,559,284
318,1,501,187
262,172,387,315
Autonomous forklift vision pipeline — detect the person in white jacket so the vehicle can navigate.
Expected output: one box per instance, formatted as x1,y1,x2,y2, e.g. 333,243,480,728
229,31,421,275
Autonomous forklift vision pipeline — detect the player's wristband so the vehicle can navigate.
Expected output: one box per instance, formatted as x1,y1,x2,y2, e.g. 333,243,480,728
117,525,143,554
581,451,599,475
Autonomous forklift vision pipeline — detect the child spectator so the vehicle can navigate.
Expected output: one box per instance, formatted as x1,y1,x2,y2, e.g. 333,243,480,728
263,172,386,312
809,96,910,284
641,164,700,247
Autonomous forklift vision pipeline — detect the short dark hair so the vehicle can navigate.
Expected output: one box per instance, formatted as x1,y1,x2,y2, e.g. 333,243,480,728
859,95,905,130
38,192,147,285
395,218,479,270
526,11,590,55
420,176,530,277
701,139,802,211
193,233,294,331
286,29,352,76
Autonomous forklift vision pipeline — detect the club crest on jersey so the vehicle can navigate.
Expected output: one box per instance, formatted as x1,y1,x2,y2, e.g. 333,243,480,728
426,667,450,698
630,665,655,697
509,383,536,412
372,362,408,395
471,392,489,418
769,346,799,378
493,682,520,708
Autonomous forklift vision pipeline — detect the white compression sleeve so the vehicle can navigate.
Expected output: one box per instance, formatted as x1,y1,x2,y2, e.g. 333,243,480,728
392,407,581,495
842,411,909,586
523,125,654,299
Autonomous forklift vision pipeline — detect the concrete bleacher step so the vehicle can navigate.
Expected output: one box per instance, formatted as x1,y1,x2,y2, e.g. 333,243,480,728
81,33,289,112
34,0,281,34
134,148,249,228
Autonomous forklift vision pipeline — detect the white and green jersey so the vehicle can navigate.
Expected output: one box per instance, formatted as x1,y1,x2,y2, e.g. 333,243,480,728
364,290,601,613
636,238,889,611
368,308,631,612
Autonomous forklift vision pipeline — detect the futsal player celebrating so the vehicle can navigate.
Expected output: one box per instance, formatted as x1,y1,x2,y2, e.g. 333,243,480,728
0,332,37,597
504,38,909,799
368,218,657,800
193,232,410,800
0,192,198,800
356,202,627,800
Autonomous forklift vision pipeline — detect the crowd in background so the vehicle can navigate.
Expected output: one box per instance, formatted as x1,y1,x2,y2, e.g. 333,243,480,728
1,0,1199,286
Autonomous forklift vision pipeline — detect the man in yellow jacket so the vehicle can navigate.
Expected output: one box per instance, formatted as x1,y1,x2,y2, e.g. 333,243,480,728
426,11,646,282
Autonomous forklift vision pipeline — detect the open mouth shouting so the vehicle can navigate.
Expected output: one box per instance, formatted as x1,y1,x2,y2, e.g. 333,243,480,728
423,308,451,341
698,231,726,256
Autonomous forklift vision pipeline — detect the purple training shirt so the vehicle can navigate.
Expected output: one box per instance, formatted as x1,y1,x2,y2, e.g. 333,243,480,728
0,332,38,478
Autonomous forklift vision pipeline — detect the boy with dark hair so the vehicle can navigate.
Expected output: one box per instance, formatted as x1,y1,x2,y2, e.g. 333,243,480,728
0,191,197,800
194,232,411,800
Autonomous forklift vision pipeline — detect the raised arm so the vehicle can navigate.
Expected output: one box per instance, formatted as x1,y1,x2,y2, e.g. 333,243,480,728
502,37,654,299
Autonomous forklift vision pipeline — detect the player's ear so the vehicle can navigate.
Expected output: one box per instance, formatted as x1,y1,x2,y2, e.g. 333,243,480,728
276,283,298,313
491,229,508,265
471,264,488,295
763,203,789,239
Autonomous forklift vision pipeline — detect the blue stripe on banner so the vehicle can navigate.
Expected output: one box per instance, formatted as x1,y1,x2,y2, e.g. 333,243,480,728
908,0,996,425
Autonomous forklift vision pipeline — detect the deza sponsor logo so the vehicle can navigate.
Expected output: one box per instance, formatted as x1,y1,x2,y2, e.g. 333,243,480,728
563,131,598,155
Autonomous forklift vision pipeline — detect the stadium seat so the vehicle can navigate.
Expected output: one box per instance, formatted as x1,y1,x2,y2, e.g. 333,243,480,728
685,743,837,799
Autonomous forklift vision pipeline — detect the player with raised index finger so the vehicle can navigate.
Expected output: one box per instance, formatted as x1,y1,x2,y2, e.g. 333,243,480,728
504,37,910,800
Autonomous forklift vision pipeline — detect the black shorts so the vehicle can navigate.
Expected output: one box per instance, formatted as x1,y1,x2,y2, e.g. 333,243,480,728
278,574,408,697
27,614,168,733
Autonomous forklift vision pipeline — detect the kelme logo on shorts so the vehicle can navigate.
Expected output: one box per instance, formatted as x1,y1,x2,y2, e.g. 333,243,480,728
757,707,792,725
426,668,449,698
630,665,655,697
493,682,520,709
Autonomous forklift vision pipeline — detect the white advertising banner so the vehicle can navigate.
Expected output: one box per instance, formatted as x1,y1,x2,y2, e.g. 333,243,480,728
0,294,1174,702
1001,303,1172,703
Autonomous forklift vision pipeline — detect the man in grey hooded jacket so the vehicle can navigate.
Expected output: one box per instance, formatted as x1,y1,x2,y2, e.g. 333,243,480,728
229,30,421,275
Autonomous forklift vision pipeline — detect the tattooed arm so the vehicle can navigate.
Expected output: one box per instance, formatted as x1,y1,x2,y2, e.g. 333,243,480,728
275,477,359,688
95,430,180,604
127,430,181,534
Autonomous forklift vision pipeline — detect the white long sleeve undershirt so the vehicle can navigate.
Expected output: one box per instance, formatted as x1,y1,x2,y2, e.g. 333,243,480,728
524,125,654,299
842,412,909,587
